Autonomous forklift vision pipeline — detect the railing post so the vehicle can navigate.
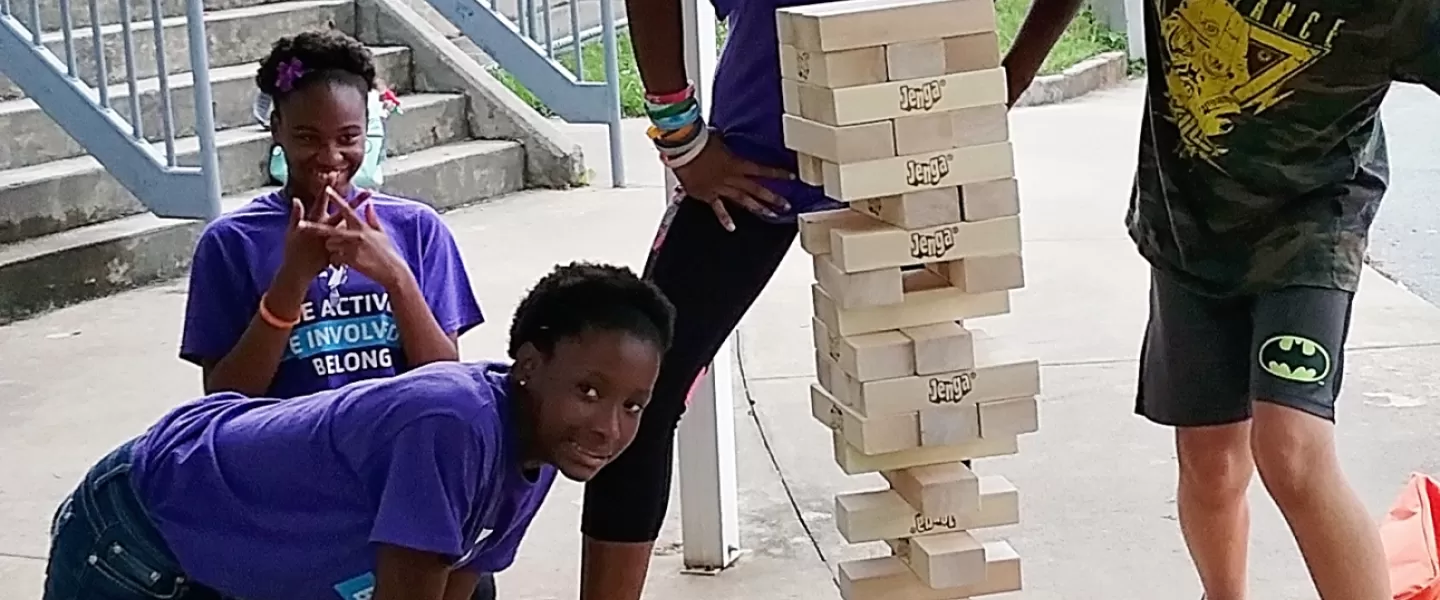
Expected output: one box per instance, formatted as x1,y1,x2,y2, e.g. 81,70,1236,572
598,0,624,186
184,0,221,219
671,0,741,575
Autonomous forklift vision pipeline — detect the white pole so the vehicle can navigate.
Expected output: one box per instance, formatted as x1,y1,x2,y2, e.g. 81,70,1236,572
669,0,742,574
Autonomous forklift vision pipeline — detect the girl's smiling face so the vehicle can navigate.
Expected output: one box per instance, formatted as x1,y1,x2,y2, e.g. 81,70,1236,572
514,328,662,482
272,81,368,202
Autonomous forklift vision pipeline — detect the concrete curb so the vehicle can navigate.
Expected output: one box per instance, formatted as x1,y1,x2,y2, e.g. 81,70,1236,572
1013,51,1132,108
356,0,587,189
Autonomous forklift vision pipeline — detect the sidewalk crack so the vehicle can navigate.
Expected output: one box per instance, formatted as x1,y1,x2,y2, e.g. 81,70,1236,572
733,331,828,564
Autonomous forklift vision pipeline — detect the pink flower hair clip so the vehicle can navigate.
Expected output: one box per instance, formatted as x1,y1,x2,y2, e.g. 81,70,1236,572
276,58,306,92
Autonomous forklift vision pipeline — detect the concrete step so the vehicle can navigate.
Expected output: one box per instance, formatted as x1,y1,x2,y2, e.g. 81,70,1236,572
0,138,524,324
23,0,277,36
0,46,411,171
0,91,470,244
0,0,354,100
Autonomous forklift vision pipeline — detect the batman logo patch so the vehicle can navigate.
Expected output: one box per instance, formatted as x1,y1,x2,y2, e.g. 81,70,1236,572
1257,334,1331,384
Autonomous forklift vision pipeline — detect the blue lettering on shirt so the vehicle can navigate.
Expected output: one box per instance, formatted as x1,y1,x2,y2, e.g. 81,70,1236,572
334,572,375,600
284,313,401,360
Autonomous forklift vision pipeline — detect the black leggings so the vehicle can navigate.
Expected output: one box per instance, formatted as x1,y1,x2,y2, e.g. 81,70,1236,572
581,198,797,542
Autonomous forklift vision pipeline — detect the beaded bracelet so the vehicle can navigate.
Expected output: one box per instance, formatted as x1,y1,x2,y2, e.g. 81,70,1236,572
644,83,694,106
661,126,710,169
258,293,301,329
650,121,706,159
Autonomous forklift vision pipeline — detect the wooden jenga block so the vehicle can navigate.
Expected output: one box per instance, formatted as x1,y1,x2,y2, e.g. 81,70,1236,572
798,208,878,255
829,214,1021,273
960,177,1020,221
815,350,837,391
779,44,888,88
812,281,1009,337
784,115,897,163
781,78,802,114
918,402,981,446
840,358,1041,417
778,0,996,53
978,395,1040,437
783,69,1007,127
891,103,1008,155
884,39,946,80
797,153,826,186
838,541,1021,600
943,31,1002,72
834,475,1018,543
812,383,920,454
821,142,1016,202
812,316,916,381
815,253,905,309
815,368,984,455
887,531,987,589
880,461,980,516
925,253,1025,293
831,430,1017,474
899,321,974,374
851,188,962,230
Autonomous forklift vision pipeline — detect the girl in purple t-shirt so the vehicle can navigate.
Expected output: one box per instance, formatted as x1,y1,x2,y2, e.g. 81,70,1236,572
42,263,675,600
179,30,485,401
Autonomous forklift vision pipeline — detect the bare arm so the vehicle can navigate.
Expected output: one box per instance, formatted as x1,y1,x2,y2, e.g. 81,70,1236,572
387,270,461,367
372,545,451,600
1001,0,1088,106
202,263,312,395
623,0,689,94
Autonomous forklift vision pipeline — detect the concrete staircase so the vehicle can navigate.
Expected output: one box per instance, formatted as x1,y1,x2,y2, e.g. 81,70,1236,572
0,0,579,324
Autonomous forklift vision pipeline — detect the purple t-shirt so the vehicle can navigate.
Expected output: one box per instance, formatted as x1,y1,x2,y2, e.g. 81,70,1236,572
709,0,842,223
129,360,556,600
179,190,485,398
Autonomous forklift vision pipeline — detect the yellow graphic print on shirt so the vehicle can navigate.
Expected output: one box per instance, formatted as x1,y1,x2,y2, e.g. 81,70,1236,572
1157,0,1346,164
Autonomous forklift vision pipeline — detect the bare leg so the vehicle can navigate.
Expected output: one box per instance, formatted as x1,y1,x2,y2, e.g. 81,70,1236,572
1250,402,1389,600
1176,422,1255,600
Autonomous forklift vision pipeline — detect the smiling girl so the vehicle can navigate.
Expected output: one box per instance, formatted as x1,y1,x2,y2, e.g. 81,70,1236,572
178,30,484,400
43,262,676,600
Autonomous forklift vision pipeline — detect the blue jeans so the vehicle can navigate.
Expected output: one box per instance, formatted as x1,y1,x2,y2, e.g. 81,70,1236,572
43,438,221,600
44,439,500,600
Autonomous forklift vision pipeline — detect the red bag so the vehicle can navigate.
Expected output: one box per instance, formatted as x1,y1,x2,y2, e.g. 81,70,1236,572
1381,473,1440,600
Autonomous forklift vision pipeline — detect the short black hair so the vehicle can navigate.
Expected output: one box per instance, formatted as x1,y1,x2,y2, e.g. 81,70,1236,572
255,29,376,102
508,262,676,360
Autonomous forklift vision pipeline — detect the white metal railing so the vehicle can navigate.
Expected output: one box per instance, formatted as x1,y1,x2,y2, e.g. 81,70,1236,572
0,0,222,220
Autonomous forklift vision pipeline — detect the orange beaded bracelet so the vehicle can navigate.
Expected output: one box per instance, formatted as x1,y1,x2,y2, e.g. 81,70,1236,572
257,293,301,329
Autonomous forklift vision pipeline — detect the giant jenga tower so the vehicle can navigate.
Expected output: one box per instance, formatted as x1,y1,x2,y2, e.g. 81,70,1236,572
776,0,1042,597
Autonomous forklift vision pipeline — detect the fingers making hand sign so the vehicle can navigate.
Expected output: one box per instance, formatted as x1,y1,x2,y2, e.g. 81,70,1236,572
314,187,409,289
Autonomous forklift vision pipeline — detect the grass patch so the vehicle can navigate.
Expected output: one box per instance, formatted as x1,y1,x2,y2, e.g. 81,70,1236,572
490,1,1126,117
995,0,1128,76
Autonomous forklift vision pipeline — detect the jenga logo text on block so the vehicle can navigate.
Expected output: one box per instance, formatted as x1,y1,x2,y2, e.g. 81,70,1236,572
905,154,953,187
927,372,975,404
909,512,959,535
861,199,883,218
824,404,842,427
795,51,812,80
898,79,945,112
909,225,959,259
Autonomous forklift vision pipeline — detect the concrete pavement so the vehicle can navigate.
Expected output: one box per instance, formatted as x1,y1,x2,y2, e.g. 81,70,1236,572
1368,82,1440,303
4,81,1440,599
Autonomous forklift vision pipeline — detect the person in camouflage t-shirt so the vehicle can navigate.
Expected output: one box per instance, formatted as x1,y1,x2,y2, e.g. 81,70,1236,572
1006,0,1439,596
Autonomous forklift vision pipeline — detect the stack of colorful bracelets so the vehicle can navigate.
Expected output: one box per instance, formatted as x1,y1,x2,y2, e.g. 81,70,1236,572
645,83,709,169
